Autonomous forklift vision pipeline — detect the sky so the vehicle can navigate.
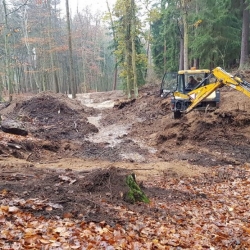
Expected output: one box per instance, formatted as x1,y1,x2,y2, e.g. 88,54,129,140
65,0,116,14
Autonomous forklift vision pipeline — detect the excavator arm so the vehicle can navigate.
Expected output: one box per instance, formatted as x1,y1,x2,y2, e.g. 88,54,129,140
175,67,250,113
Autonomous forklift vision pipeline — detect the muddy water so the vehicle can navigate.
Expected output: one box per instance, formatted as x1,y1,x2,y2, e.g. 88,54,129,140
82,93,156,162
87,116,131,147
86,113,157,162
87,116,157,162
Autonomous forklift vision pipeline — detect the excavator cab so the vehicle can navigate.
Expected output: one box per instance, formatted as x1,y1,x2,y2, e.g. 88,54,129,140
160,68,220,119
177,70,210,93
172,69,220,118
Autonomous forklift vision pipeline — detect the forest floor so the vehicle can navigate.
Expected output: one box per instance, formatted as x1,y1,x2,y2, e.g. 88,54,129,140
1,80,250,249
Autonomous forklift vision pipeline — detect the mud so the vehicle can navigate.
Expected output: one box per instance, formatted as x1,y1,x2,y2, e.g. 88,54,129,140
0,82,250,222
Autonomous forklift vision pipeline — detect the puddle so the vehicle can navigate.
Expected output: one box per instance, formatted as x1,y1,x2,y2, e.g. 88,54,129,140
132,139,157,154
86,100,115,109
86,122,131,147
87,115,157,162
87,115,102,127
120,152,146,162
81,91,157,162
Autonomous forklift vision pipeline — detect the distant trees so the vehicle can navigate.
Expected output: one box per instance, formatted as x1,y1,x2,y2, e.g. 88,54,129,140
151,0,245,75
151,0,180,75
108,0,147,98
65,0,75,98
0,0,250,100
0,0,115,100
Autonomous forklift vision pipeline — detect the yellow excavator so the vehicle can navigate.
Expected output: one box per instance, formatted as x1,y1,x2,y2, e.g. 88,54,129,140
160,67,250,118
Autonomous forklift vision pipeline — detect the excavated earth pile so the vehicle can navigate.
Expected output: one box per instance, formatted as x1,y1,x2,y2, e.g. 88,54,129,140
0,92,99,140
0,165,140,223
0,92,104,162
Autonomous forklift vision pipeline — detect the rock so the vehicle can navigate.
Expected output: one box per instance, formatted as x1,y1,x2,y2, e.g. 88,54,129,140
1,119,28,136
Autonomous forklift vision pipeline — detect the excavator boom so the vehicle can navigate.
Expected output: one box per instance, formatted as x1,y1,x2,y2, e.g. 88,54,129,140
184,81,222,113
183,67,250,113
212,67,250,97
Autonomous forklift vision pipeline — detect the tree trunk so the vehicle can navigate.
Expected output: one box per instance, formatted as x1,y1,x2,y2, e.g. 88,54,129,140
113,62,118,91
181,0,189,70
106,0,118,90
145,25,151,79
3,0,12,101
179,36,184,70
21,4,39,93
124,1,132,98
193,0,199,68
66,0,76,98
131,0,138,98
48,0,59,93
163,37,167,73
239,1,249,69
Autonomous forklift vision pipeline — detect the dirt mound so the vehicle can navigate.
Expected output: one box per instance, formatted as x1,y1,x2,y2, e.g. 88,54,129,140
102,85,169,128
0,165,141,223
154,108,250,166
81,167,130,196
0,92,98,140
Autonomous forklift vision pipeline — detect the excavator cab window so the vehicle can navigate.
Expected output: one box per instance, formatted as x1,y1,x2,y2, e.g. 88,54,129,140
160,72,178,97
160,70,210,98
177,74,185,93
178,72,210,93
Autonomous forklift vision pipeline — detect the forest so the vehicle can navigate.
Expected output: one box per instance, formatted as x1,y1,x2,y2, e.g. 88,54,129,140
0,0,249,99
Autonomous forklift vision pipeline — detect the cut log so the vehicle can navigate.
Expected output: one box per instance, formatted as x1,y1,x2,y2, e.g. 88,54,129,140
1,119,28,136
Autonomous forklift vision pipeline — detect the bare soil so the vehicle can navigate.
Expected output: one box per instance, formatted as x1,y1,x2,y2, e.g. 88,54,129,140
0,82,250,225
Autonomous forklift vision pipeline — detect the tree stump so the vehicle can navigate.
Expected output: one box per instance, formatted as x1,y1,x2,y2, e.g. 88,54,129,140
125,174,150,204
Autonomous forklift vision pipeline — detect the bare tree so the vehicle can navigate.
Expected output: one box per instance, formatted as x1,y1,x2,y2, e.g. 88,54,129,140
65,0,76,98
2,0,12,101
106,0,118,90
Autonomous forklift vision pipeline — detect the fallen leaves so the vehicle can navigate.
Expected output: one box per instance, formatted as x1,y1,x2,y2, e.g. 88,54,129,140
0,165,250,248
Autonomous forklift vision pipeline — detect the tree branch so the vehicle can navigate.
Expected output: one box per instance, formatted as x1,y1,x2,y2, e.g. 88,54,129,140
6,0,29,16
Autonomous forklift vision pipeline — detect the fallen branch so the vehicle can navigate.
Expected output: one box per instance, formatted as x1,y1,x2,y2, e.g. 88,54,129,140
26,153,33,161
130,168,154,171
74,121,78,132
